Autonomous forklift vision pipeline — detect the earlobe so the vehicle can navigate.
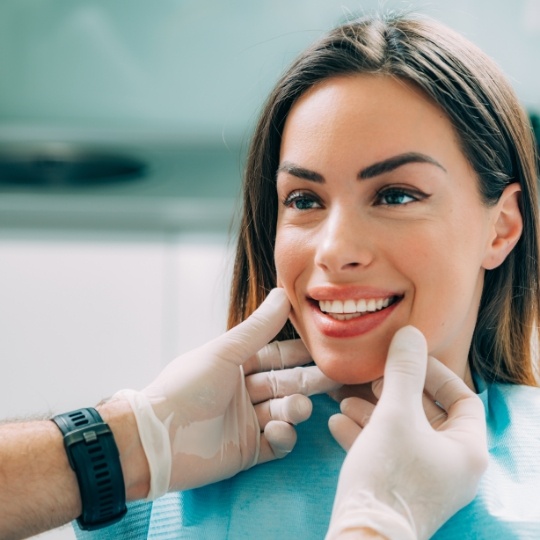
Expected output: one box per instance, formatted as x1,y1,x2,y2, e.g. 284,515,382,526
482,183,523,270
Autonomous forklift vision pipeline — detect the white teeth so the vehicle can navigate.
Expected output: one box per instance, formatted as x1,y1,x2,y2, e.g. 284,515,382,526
332,313,359,321
318,296,395,317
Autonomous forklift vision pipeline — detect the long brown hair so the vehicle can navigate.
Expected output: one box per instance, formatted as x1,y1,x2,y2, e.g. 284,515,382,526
228,13,540,385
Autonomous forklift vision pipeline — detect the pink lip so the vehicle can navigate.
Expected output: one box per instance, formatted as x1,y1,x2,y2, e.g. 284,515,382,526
306,286,403,339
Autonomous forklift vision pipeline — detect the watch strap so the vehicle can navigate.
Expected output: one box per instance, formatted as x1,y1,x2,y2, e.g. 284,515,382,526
52,407,127,530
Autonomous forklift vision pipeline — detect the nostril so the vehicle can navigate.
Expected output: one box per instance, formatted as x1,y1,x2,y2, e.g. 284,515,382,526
315,236,374,272
315,258,366,272
310,200,377,272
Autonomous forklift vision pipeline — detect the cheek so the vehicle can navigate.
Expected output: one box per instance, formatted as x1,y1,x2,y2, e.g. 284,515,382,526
274,228,308,290
399,236,486,360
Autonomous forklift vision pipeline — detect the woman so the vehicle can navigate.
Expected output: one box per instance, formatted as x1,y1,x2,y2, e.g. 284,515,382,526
230,14,538,388
228,11,540,538
77,12,538,539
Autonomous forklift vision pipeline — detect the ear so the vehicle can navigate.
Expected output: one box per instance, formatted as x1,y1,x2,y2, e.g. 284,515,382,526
482,183,523,270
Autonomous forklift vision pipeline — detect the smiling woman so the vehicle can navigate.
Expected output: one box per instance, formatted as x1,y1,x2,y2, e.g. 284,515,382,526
76,11,540,540
223,11,540,539
230,16,539,390
273,74,522,388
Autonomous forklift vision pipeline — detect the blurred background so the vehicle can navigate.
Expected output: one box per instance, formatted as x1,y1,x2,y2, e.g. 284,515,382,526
0,1,538,537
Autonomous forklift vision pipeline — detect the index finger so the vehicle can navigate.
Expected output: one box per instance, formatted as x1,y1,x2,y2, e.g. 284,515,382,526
378,325,428,407
424,355,486,429
243,339,312,375
246,365,341,403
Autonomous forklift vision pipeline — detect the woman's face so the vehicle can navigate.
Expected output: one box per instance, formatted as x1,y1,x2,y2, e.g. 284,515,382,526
274,75,501,386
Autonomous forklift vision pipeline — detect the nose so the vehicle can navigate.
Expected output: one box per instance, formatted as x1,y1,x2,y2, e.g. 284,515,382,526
314,206,374,274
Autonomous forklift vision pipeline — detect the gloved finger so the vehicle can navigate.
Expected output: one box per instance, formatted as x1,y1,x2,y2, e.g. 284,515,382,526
246,365,342,404
377,325,428,409
424,356,488,473
209,288,291,367
424,355,472,409
426,401,448,428
424,355,486,432
339,397,375,428
243,339,312,376
255,394,313,429
371,377,384,399
373,368,448,427
258,421,297,463
328,413,362,451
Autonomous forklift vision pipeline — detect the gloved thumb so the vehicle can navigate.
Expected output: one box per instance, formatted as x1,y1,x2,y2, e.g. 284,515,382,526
210,288,291,366
378,326,428,407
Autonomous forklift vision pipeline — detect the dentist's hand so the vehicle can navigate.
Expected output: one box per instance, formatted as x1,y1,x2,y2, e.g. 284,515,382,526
114,288,339,500
326,326,488,540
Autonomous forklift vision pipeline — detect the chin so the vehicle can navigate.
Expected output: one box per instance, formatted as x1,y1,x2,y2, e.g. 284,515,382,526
309,349,386,385
290,318,390,385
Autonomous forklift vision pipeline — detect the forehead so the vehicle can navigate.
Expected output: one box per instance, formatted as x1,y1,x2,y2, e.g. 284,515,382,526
280,74,463,167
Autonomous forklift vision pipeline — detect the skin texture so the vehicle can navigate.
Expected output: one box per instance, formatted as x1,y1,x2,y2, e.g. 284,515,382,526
275,74,523,388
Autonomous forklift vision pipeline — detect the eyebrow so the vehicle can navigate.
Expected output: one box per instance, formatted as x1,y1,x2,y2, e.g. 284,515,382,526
359,152,447,179
277,152,446,183
276,163,325,183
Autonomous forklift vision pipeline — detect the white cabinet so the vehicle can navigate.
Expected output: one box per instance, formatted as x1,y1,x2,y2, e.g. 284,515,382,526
0,230,231,420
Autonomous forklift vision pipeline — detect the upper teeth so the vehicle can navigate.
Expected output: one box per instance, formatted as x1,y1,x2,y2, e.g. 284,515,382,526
319,298,391,314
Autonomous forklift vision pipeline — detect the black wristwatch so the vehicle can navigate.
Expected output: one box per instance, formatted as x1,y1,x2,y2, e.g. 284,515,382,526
52,407,127,530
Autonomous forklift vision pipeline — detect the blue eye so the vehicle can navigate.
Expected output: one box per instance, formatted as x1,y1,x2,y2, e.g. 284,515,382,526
283,191,322,210
376,189,418,206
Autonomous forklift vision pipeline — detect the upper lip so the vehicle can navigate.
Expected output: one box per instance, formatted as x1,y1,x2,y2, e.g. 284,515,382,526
307,285,403,301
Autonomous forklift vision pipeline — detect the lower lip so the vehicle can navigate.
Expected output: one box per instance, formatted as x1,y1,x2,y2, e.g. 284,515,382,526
309,299,400,338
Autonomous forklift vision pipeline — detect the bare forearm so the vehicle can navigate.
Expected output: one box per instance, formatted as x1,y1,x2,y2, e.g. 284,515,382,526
0,400,149,540
0,419,80,539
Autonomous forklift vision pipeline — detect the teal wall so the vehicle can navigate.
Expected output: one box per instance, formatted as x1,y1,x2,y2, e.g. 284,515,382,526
0,0,538,141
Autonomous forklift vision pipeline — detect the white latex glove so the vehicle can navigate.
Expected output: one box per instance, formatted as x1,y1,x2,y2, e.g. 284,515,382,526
114,288,340,500
326,326,488,540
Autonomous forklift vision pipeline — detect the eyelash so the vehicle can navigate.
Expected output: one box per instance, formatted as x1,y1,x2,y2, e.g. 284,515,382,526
282,187,427,210
374,186,425,206
282,190,321,210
